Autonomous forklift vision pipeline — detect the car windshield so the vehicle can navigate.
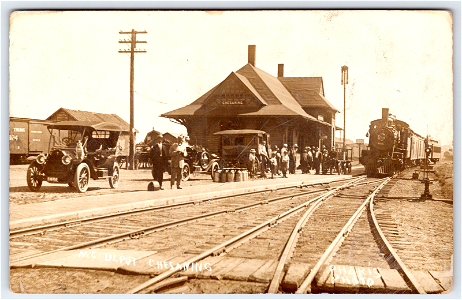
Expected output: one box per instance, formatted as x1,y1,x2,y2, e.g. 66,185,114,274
50,128,85,149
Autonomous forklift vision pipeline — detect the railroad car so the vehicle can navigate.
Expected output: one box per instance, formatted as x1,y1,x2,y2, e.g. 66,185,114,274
360,108,430,177
428,139,442,163
9,117,54,163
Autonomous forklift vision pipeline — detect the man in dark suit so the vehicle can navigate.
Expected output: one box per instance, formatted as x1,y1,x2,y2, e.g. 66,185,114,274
150,135,168,190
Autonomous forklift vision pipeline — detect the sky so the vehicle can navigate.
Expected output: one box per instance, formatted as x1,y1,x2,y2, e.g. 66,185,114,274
9,10,453,146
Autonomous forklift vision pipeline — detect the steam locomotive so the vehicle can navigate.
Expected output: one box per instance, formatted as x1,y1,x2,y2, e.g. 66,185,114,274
360,108,440,177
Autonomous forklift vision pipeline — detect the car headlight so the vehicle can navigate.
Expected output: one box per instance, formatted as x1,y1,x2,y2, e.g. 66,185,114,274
62,155,72,165
36,154,47,164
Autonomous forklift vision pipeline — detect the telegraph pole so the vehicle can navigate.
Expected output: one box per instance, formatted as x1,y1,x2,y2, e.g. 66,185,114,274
341,65,349,156
119,29,147,170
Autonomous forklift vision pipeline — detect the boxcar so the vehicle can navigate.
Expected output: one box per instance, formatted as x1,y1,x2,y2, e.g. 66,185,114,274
10,117,54,163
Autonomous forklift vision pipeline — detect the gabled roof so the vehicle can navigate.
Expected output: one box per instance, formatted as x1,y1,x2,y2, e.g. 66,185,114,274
47,121,124,132
162,63,337,125
278,77,338,112
46,108,135,132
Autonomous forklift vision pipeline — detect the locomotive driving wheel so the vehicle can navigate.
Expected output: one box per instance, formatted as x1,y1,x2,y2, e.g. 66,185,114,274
346,162,352,173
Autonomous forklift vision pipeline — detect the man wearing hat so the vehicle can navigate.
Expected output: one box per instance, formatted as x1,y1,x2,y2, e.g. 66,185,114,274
169,134,188,189
306,146,314,172
150,134,168,190
280,144,289,178
300,146,308,174
313,146,322,174
248,149,257,178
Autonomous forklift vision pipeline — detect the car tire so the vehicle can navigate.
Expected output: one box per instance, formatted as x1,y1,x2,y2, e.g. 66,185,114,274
182,163,190,181
200,152,210,170
74,163,90,193
210,161,219,180
27,162,43,192
109,163,120,189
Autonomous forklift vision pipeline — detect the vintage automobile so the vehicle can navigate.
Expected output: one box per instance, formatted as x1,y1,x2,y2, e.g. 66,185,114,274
213,129,270,175
26,121,127,193
144,131,220,181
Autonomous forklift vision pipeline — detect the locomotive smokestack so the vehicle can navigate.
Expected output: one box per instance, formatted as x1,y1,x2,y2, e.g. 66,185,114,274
248,45,256,66
382,108,389,122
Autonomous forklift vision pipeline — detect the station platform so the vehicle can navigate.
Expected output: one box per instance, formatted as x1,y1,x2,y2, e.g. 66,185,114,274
10,173,352,231
12,249,451,294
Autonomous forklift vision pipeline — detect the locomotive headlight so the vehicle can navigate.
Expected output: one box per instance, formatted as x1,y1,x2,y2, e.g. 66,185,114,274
62,155,72,165
36,154,47,164
425,147,431,154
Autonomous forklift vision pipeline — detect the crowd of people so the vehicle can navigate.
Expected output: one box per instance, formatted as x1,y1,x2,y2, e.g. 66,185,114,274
248,142,339,178
149,133,342,190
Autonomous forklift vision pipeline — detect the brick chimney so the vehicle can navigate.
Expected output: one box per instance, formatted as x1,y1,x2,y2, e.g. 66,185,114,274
278,64,284,77
248,45,256,66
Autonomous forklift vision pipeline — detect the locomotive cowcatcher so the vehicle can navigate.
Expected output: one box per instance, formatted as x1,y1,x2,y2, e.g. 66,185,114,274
26,121,127,192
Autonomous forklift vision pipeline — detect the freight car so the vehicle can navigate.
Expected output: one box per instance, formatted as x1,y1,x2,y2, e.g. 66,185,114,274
428,139,442,163
9,117,54,163
360,108,431,177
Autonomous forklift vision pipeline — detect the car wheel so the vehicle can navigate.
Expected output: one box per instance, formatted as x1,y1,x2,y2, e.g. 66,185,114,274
200,152,210,170
210,161,219,180
182,163,190,181
109,163,120,189
74,163,90,193
27,162,43,192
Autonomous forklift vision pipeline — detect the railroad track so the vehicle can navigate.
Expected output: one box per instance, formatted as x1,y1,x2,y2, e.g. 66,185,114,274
13,176,440,294
125,177,367,293
124,176,437,294
11,179,358,263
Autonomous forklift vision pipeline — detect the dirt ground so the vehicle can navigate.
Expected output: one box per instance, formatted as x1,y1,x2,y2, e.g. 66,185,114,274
9,164,216,205
9,159,453,294
376,159,453,272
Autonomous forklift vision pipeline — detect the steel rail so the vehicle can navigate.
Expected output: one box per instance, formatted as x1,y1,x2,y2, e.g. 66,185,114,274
10,177,353,238
126,177,363,294
295,177,392,294
369,184,426,294
11,186,335,264
267,176,365,293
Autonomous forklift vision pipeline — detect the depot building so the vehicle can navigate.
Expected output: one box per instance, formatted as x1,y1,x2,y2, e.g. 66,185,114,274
162,45,339,153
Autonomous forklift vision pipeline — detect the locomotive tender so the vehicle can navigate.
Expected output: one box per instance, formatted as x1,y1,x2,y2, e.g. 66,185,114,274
360,108,438,177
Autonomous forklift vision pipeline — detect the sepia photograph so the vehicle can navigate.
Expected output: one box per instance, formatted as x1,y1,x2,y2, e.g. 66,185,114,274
8,10,453,294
